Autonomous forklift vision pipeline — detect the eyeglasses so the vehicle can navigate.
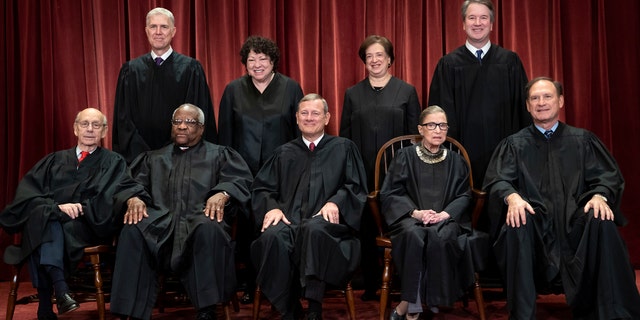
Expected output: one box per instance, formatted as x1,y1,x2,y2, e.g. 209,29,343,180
171,119,202,127
76,121,105,129
419,122,449,131
528,94,555,103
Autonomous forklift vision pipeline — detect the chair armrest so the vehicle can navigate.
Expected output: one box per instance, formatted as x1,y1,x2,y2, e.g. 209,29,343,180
471,188,487,229
367,191,386,237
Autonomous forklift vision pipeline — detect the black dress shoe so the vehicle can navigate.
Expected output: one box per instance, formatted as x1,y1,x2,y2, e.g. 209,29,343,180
37,311,58,320
196,310,216,320
305,311,322,320
389,309,406,320
56,293,79,315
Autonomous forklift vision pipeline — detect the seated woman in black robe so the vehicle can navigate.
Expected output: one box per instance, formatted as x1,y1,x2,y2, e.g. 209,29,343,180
380,106,476,320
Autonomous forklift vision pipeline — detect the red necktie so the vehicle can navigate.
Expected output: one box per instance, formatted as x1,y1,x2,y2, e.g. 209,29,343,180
309,142,315,152
78,151,90,163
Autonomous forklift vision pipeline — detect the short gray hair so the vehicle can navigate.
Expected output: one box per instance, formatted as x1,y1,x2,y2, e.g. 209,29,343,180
146,7,175,27
298,93,329,113
173,103,205,123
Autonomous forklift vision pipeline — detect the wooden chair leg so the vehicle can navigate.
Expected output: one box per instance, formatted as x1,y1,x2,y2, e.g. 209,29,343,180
231,291,240,312
223,302,231,320
6,264,21,320
379,247,393,320
473,273,486,320
87,253,105,320
252,287,262,320
344,282,356,320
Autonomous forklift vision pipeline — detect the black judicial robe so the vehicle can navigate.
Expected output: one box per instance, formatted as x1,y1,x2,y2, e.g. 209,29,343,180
127,141,252,269
484,123,640,318
0,147,145,265
110,141,253,317
250,135,368,309
428,44,530,186
113,51,217,163
380,145,475,306
341,76,421,191
218,73,303,175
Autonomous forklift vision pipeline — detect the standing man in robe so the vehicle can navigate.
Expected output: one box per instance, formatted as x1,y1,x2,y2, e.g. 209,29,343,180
113,7,217,163
0,108,146,320
110,104,253,320
483,77,640,319
428,0,530,187
251,94,368,320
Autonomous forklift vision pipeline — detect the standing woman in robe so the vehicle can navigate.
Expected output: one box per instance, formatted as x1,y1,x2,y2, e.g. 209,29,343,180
380,106,475,320
218,35,303,303
340,35,421,300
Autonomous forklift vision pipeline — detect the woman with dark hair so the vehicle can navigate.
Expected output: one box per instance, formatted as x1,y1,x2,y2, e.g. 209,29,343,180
218,35,303,304
340,35,421,300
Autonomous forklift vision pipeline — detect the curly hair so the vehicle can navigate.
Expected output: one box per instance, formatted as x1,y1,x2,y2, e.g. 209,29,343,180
239,36,280,71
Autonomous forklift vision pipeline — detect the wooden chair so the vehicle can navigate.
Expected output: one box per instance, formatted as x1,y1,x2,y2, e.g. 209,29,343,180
252,282,356,320
367,135,487,320
5,233,112,320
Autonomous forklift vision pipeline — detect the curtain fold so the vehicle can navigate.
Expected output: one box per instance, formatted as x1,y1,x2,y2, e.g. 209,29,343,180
1,0,639,270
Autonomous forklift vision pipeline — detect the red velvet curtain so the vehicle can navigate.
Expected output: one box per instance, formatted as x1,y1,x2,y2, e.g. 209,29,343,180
2,0,639,272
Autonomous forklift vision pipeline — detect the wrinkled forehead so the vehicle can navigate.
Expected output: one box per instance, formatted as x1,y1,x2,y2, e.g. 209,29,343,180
147,14,173,27
173,108,198,119
77,110,105,123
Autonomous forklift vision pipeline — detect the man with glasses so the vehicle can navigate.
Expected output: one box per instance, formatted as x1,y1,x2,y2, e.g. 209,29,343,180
110,104,253,320
0,108,147,319
484,77,640,319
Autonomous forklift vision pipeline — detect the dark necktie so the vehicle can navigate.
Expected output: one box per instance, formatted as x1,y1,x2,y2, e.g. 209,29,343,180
78,151,90,163
544,130,554,139
476,49,483,64
155,57,163,66
309,142,315,152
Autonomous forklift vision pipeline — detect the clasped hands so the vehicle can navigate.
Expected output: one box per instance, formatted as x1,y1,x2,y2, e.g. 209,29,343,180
504,192,613,228
412,209,450,225
260,202,340,232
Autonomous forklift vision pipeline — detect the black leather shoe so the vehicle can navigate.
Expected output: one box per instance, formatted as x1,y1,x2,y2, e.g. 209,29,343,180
37,311,58,320
240,291,254,304
389,309,406,320
56,293,79,315
196,309,216,320
305,311,322,320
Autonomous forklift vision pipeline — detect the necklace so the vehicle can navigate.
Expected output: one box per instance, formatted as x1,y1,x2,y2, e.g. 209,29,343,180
369,74,391,91
416,145,447,164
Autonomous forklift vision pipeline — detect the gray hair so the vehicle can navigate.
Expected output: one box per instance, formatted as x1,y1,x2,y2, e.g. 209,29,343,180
146,7,175,27
298,93,329,113
173,103,205,123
